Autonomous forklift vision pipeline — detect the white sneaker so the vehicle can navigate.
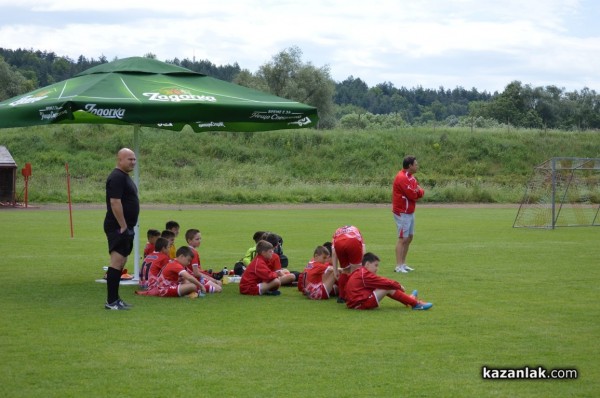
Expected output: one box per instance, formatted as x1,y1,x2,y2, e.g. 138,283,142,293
394,265,408,273
404,264,414,272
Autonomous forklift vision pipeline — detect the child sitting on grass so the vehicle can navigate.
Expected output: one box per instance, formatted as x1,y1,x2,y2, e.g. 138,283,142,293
143,229,161,257
185,228,223,293
139,237,170,290
165,221,180,259
161,230,176,259
301,245,337,300
239,240,282,296
345,252,432,311
141,246,206,298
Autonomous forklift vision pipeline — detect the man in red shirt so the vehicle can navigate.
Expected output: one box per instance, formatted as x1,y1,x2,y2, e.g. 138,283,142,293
392,156,424,273
239,240,282,296
345,252,432,310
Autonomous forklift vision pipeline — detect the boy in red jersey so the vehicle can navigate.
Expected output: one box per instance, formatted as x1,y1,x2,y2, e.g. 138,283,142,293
345,252,432,311
143,229,161,257
139,237,170,290
154,246,206,298
392,156,424,273
239,240,282,296
302,245,337,300
331,225,365,303
185,228,223,293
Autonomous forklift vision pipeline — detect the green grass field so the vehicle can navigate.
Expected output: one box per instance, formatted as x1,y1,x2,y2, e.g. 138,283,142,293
0,205,597,397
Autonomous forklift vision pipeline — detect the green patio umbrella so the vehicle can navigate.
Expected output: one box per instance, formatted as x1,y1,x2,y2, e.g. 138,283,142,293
0,56,318,131
0,56,319,277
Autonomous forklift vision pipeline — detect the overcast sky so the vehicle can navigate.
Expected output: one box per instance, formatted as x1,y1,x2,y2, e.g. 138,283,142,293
0,0,598,93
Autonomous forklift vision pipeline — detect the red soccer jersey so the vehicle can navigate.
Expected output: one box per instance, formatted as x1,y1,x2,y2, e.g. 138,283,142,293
332,225,363,243
142,252,170,289
345,267,403,309
159,260,186,284
240,254,279,295
143,242,155,257
392,169,424,215
304,260,331,284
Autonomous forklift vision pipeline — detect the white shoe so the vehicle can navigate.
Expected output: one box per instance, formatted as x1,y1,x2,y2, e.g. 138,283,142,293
403,264,414,272
394,265,408,273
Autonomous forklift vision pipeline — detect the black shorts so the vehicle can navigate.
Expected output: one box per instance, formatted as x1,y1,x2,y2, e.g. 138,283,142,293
106,228,135,257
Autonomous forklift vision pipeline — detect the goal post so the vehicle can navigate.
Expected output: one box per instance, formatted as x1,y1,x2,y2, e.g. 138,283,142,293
513,157,600,229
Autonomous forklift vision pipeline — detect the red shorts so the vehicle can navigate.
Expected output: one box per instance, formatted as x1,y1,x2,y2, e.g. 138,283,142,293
304,283,330,300
351,294,379,310
333,237,363,268
239,283,260,296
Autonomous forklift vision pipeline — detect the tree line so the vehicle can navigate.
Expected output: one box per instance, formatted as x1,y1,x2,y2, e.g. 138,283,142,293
1,47,598,130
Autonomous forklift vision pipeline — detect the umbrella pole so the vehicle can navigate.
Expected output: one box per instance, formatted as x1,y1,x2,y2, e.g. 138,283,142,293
132,125,141,281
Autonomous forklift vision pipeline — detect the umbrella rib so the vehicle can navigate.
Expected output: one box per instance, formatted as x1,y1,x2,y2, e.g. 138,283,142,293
58,81,69,99
120,77,141,102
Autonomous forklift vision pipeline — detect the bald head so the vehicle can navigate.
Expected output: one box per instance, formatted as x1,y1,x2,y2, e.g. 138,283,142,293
116,148,136,173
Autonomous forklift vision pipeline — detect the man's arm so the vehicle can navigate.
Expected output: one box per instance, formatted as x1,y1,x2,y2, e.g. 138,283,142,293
109,198,127,233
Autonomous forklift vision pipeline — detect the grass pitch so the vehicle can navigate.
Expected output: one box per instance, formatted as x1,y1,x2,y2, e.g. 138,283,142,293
0,205,597,397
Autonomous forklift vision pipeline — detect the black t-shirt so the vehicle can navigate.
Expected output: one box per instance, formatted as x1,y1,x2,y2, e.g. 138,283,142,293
104,168,139,231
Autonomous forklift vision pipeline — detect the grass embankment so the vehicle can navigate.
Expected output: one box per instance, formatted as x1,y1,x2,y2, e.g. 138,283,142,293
1,125,598,203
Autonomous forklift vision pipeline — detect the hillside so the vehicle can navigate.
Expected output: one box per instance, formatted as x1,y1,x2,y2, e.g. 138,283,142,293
1,125,598,204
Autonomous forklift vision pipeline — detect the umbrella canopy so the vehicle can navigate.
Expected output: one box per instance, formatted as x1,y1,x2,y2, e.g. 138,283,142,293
0,57,318,279
0,56,318,131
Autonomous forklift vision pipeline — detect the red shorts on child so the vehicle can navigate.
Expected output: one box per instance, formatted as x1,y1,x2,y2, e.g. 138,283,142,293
349,293,379,310
304,283,330,300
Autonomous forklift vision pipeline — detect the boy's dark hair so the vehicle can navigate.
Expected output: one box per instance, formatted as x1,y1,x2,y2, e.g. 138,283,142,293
264,233,281,248
362,252,380,265
161,230,176,239
154,237,169,252
166,221,180,230
185,228,200,242
252,231,267,243
314,245,330,257
322,241,332,255
256,240,274,254
176,246,194,258
147,229,161,239
403,156,417,169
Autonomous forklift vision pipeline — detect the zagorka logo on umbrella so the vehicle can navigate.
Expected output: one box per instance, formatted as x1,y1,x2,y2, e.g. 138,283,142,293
84,104,126,119
143,88,217,103
10,89,53,106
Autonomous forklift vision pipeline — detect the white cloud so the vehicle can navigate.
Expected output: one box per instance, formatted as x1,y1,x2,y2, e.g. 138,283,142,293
0,0,598,92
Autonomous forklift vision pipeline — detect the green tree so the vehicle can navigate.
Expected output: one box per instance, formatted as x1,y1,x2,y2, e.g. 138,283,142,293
0,56,34,101
235,46,336,129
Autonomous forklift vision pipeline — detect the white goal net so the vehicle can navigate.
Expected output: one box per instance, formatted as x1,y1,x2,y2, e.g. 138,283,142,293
513,158,600,229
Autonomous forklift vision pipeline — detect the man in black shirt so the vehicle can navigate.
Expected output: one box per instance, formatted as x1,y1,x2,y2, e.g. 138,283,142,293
104,148,140,310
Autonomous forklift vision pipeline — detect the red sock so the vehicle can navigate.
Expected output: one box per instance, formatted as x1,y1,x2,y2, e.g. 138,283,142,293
389,289,418,307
